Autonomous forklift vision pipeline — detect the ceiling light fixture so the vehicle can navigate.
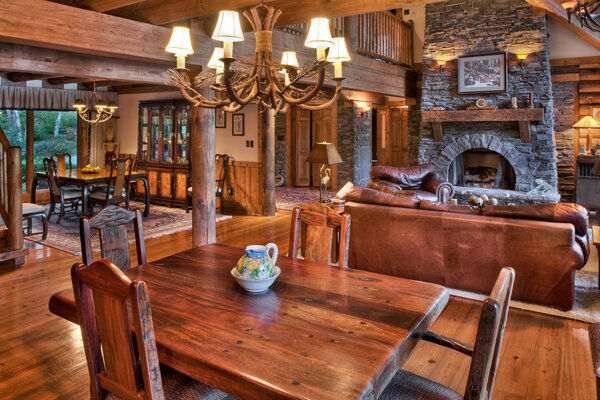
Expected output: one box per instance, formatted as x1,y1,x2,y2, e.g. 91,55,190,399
163,2,350,113
72,81,118,125
561,0,600,32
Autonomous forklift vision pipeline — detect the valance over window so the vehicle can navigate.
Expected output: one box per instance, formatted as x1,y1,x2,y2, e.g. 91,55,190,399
0,86,118,111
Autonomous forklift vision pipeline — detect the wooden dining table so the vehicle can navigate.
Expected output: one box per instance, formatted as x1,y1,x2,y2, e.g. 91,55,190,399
31,168,150,217
49,243,449,400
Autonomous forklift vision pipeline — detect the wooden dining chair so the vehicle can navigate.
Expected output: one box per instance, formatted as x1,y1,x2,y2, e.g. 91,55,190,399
588,323,600,399
379,267,515,400
53,153,72,174
288,203,351,269
89,157,133,212
80,205,146,271
71,259,233,400
187,154,229,213
44,157,83,223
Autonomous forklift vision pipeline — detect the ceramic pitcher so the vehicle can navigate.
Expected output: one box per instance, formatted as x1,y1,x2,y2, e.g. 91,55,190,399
235,243,278,280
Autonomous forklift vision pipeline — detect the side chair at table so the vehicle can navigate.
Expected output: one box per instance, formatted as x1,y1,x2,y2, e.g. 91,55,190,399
378,267,515,400
80,205,146,271
288,203,351,269
88,157,133,213
44,157,83,224
71,259,234,400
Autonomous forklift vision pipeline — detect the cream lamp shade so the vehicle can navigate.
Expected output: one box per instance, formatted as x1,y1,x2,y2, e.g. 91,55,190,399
212,11,244,42
304,18,334,49
306,142,343,165
280,51,300,68
326,38,351,62
573,115,600,128
208,47,225,70
166,27,194,56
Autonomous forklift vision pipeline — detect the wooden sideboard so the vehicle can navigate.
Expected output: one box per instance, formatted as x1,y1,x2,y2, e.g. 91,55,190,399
136,99,190,208
576,154,600,210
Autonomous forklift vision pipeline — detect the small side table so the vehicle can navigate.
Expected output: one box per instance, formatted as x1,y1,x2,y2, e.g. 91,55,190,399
593,226,600,289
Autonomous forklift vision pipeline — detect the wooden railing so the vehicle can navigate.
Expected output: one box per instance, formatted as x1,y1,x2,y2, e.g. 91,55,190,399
0,125,23,253
356,11,413,67
279,12,413,68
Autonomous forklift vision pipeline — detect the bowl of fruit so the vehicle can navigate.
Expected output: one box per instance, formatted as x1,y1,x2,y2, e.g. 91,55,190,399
81,164,102,174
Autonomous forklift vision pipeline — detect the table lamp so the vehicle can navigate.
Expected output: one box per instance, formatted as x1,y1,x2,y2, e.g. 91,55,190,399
573,115,600,154
306,142,343,203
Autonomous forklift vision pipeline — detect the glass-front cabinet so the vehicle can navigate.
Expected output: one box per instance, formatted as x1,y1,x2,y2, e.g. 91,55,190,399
137,100,191,208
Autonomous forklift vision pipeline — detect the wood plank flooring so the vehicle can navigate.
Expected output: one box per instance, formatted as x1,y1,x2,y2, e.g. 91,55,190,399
0,211,595,399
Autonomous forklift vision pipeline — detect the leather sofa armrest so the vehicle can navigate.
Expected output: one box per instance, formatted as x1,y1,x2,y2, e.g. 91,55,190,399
575,233,590,266
422,174,454,203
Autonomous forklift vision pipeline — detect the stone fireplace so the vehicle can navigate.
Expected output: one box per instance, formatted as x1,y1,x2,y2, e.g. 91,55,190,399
417,0,559,203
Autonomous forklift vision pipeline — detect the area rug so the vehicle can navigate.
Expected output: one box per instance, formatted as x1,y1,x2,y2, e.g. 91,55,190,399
451,237,600,323
25,201,232,256
275,187,336,211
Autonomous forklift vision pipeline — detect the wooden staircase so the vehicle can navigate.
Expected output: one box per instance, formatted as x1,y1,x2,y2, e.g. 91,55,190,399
0,125,26,267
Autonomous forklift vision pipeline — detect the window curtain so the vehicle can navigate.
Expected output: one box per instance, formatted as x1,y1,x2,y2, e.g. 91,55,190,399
0,86,117,111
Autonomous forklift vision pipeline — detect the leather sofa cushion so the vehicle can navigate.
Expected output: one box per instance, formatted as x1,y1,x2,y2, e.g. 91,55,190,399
420,200,481,215
367,179,403,194
345,187,419,208
481,203,589,236
411,190,439,202
370,164,435,190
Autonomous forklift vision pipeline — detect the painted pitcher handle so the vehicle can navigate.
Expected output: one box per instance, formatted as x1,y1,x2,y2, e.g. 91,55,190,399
266,243,278,266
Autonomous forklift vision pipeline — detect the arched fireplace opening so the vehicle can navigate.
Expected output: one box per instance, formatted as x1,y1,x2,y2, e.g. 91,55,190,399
447,148,516,190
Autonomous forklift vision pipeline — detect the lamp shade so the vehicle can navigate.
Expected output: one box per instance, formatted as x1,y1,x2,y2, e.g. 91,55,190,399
280,51,300,68
305,18,334,49
72,98,86,110
212,11,244,42
306,142,343,164
208,47,225,69
166,27,194,56
326,37,351,62
574,115,600,128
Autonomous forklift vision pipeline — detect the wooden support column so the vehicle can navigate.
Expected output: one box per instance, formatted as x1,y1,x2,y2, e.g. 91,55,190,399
25,111,34,193
191,99,216,247
77,119,89,167
262,107,276,216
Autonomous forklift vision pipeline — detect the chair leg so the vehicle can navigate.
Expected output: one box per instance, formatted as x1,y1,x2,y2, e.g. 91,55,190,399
48,200,56,222
41,214,48,240
57,204,64,224
26,217,32,235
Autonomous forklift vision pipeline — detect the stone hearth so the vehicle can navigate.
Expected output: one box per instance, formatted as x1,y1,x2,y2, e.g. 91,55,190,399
417,0,558,202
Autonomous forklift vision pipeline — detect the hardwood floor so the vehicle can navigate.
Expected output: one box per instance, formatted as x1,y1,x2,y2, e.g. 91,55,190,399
0,211,595,399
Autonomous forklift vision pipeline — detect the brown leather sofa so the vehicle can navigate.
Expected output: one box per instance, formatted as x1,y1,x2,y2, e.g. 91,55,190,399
345,187,589,310
368,164,454,203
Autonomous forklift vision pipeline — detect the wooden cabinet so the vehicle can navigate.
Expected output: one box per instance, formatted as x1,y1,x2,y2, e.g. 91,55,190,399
576,155,600,209
137,99,191,208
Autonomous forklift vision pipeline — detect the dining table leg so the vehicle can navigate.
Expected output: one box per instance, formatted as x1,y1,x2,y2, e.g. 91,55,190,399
141,176,150,217
82,184,89,216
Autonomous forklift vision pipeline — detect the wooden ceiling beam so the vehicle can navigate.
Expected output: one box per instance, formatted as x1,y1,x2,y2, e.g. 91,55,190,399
86,0,148,12
5,72,62,82
46,76,98,85
0,0,208,64
525,0,600,50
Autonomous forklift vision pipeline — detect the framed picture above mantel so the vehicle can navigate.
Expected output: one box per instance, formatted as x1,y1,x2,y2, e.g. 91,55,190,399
458,53,507,94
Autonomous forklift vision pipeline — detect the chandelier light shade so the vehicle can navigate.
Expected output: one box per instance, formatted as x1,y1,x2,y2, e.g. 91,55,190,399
163,3,350,114
561,0,600,32
166,27,194,69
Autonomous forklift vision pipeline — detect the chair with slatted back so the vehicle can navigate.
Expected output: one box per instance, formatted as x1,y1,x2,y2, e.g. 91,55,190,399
71,259,233,400
289,203,351,269
378,267,515,400
89,157,133,213
80,205,146,271
53,153,72,174
44,157,83,224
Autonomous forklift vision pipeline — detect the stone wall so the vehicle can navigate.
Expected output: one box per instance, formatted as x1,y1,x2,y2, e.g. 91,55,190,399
552,81,576,201
337,101,372,187
419,0,557,192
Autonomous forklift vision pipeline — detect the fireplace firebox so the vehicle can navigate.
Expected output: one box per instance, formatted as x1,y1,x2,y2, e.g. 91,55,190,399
448,148,516,190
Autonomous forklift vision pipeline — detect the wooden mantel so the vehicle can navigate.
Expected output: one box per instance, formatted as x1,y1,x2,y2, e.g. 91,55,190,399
421,108,545,143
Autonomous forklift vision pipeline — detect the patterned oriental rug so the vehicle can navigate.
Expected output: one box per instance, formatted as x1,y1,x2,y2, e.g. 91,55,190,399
25,201,231,256
275,187,336,211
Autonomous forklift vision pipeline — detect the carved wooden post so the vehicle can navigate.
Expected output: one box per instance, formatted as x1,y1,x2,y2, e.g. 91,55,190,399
7,146,22,252
262,106,276,216
25,111,34,194
191,101,216,247
77,118,89,166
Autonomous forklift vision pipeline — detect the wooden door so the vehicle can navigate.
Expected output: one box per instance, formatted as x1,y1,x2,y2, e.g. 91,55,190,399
294,108,311,187
311,107,338,189
390,108,409,167
376,108,391,166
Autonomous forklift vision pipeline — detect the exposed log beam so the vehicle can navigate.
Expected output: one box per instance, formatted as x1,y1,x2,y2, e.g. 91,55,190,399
86,0,148,12
5,73,61,83
112,85,176,94
0,43,174,85
525,0,600,50
47,77,97,85
0,0,206,64
110,0,275,25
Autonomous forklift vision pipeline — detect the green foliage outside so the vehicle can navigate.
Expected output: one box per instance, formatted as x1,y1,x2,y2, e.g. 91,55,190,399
0,110,78,190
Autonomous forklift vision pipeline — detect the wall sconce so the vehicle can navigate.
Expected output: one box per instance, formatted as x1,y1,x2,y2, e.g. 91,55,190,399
354,101,371,117
436,59,447,72
515,53,528,69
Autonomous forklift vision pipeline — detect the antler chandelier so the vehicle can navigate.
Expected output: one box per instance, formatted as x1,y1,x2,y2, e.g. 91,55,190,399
72,82,118,125
163,3,350,113
561,0,600,32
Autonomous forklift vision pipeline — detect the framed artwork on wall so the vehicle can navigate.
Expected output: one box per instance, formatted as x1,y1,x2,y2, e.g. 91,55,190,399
215,109,226,128
458,53,507,94
232,114,245,136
